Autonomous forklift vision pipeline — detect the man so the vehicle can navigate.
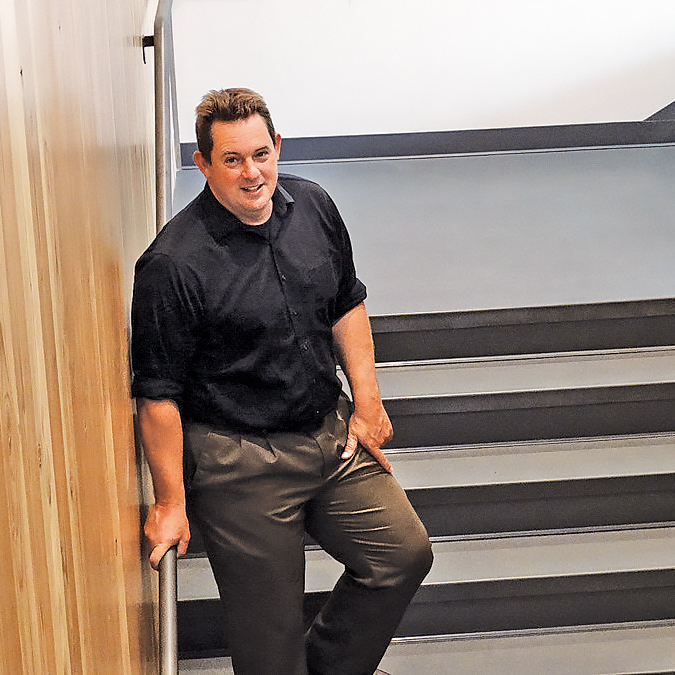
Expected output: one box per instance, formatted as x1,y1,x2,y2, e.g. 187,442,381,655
131,88,432,675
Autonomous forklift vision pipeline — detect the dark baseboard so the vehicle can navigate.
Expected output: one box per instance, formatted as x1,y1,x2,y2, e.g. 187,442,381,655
181,117,675,167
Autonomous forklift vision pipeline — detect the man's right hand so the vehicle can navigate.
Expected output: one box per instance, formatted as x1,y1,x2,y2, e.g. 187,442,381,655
144,501,191,570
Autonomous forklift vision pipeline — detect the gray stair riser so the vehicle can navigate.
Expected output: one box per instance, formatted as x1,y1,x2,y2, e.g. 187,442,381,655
371,299,675,362
397,570,675,636
385,386,675,448
409,474,675,537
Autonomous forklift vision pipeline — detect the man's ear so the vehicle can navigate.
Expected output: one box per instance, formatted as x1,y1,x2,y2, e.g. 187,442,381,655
274,133,282,155
193,150,209,176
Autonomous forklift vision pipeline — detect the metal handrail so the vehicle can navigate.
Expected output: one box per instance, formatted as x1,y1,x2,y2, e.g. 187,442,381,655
153,0,180,232
151,2,180,672
158,546,178,674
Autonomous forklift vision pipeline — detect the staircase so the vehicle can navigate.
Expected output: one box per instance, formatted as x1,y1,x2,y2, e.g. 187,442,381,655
178,298,675,674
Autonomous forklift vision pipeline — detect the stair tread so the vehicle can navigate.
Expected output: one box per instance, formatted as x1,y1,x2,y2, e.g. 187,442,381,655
387,433,675,489
178,621,675,675
178,526,675,601
378,621,675,675
362,347,675,399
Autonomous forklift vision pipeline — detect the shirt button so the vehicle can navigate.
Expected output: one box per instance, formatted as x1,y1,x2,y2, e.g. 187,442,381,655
301,342,309,351
280,274,286,282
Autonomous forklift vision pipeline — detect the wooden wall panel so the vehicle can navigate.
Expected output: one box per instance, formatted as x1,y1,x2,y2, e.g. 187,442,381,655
0,0,157,672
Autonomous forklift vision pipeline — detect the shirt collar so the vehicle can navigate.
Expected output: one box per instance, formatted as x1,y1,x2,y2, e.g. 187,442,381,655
201,180,294,223
273,182,294,218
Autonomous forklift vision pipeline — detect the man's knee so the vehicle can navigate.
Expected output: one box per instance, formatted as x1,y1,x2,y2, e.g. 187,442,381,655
366,526,433,590
396,527,434,585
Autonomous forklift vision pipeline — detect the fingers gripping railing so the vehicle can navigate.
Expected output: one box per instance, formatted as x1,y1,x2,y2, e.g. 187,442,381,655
159,546,178,674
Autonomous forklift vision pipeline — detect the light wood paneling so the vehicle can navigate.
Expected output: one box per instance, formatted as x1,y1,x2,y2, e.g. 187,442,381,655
0,0,157,672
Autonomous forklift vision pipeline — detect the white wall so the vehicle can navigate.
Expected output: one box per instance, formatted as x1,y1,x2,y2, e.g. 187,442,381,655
173,0,675,140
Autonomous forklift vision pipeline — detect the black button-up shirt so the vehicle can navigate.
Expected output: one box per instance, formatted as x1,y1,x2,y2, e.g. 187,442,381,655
131,174,367,431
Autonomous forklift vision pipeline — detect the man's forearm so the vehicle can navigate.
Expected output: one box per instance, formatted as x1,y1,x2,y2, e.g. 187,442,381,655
137,397,191,567
332,302,393,471
332,302,381,407
137,397,186,506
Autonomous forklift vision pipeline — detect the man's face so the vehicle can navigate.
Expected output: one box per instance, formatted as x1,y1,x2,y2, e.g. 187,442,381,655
194,114,281,225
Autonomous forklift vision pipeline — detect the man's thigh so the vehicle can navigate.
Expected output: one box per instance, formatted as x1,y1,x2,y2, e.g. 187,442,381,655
184,423,321,566
305,446,429,587
184,424,321,674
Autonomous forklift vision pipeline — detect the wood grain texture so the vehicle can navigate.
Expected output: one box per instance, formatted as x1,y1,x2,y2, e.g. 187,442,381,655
0,0,157,672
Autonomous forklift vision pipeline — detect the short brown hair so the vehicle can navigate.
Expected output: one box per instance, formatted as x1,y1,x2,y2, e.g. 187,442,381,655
195,88,276,163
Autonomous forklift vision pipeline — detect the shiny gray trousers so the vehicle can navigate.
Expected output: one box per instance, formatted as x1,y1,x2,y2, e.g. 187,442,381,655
184,397,433,675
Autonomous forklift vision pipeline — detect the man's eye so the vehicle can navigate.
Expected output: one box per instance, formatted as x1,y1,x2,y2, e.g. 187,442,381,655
224,157,240,166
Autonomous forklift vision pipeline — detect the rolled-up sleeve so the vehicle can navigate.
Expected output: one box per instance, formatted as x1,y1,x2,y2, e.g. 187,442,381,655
130,252,202,402
323,193,367,322
333,275,367,323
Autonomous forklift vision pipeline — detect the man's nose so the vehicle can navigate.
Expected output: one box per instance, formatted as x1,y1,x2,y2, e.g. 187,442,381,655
241,158,261,179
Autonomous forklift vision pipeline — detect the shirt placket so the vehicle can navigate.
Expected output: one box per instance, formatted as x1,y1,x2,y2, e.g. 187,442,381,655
269,240,323,417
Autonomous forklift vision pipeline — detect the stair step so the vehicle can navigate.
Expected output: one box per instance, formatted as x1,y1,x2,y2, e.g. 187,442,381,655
179,570,675,658
370,298,675,362
391,434,675,536
179,620,675,674
176,528,675,657
389,433,675,488
314,527,675,590
372,347,675,398
385,383,675,447
179,528,675,602
361,348,675,448
408,474,675,537
378,621,675,675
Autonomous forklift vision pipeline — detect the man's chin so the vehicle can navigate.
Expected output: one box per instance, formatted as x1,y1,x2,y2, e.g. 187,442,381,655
237,196,273,224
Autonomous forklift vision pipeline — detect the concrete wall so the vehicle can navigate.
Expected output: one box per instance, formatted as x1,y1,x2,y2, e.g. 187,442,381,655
172,0,675,139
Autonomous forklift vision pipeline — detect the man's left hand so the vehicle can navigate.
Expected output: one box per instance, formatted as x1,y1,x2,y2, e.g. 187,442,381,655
341,403,393,473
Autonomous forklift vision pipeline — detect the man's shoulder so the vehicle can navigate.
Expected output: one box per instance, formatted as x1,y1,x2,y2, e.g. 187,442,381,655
140,190,210,263
278,173,329,198
277,173,337,214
